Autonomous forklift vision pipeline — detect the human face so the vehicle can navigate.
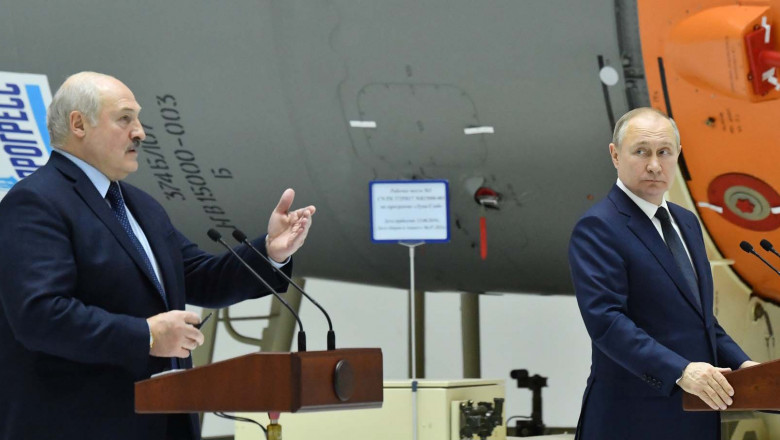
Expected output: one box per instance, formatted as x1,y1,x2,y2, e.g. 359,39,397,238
609,113,680,205
76,78,145,181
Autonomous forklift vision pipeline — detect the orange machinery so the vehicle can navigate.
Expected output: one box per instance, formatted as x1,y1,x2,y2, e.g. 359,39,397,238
638,0,780,301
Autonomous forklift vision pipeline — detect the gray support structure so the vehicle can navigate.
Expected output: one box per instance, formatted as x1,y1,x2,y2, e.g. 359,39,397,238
408,289,426,378
461,292,481,378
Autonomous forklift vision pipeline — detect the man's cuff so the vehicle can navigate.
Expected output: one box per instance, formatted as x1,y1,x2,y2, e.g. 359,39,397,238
676,364,689,385
270,256,290,268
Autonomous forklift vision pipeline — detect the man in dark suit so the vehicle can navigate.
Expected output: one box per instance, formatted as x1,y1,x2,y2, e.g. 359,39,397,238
0,72,315,439
569,107,758,439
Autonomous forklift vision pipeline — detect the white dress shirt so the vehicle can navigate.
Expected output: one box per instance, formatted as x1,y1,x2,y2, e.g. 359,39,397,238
616,178,696,272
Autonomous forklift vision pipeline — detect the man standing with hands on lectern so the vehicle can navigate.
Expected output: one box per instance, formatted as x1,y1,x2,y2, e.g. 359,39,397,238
0,71,315,440
569,107,758,439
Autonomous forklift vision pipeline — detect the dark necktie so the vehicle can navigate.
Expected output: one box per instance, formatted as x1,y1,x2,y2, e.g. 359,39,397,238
106,182,168,309
655,207,701,310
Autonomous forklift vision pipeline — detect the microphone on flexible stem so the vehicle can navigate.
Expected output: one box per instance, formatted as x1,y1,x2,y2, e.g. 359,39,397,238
740,240,780,276
760,239,780,260
207,228,306,352
232,228,337,351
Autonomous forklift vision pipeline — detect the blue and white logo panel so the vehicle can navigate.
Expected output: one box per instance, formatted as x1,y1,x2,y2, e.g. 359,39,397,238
0,71,53,201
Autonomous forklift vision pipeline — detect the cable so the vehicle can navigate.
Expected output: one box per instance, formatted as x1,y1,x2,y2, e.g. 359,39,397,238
506,415,532,424
213,412,268,439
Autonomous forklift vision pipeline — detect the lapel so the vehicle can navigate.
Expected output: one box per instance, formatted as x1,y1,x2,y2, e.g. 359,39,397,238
51,153,169,309
122,185,178,309
608,185,704,320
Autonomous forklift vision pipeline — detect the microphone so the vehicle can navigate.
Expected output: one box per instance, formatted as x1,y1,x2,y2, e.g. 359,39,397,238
760,239,780,260
740,240,780,276
207,228,306,352
232,228,337,351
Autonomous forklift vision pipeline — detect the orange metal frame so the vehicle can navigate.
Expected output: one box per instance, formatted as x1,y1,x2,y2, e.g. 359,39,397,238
638,0,780,301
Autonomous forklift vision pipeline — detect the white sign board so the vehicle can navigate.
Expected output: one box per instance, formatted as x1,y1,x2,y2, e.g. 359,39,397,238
370,180,450,242
0,71,53,201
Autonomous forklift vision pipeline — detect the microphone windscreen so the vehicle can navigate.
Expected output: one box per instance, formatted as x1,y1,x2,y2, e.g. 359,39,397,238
232,229,248,242
761,239,774,252
740,241,754,253
207,229,222,242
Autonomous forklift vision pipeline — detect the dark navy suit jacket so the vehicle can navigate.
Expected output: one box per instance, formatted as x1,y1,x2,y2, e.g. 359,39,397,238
569,184,749,440
0,152,291,440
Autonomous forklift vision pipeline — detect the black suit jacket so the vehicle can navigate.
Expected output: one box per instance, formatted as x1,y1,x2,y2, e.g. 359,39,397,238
0,152,291,439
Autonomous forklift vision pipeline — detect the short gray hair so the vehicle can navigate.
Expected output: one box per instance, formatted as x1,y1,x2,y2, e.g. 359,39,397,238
47,72,109,148
612,107,680,149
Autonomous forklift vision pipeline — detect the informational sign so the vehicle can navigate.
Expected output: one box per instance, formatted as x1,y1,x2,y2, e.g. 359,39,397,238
370,180,450,242
0,71,53,201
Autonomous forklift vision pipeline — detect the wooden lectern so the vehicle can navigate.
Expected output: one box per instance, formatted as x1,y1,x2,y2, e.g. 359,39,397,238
135,348,383,413
683,359,780,411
